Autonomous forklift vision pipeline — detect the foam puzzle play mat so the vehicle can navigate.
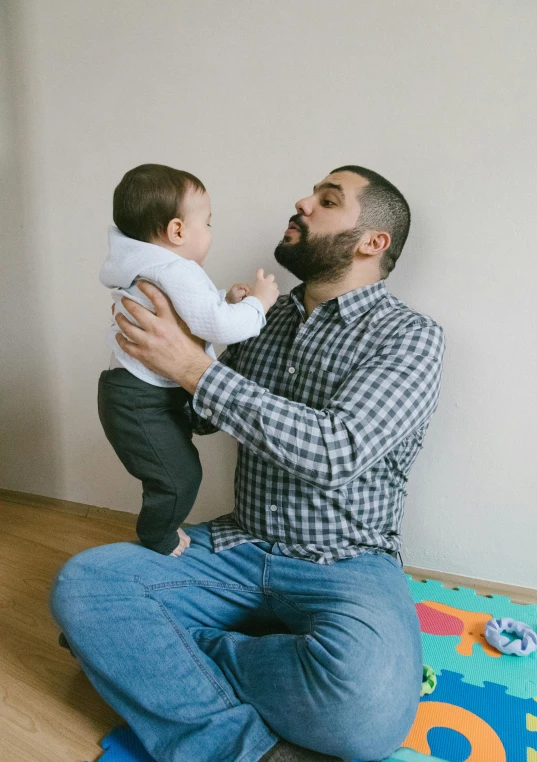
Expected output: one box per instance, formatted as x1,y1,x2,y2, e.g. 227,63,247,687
90,575,537,762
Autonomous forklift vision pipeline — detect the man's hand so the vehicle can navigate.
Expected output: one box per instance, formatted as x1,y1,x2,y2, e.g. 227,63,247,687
226,283,250,304
115,280,214,393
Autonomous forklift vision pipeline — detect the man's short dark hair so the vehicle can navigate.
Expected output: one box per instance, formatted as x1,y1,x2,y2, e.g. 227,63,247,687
331,165,410,279
113,164,206,243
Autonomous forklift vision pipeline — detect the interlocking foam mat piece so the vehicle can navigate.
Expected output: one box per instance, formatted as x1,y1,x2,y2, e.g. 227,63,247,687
92,576,537,762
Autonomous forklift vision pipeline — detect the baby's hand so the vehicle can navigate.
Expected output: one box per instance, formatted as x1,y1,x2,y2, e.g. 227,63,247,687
250,269,280,313
226,283,251,304
169,527,191,557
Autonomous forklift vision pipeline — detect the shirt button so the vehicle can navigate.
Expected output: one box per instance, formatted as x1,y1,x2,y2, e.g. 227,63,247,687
270,504,278,511
204,409,213,417
288,367,296,374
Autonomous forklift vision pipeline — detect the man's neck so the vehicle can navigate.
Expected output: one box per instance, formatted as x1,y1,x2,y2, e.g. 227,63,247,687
303,272,382,318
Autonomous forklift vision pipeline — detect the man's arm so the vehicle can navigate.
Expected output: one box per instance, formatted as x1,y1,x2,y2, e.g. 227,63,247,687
191,320,445,490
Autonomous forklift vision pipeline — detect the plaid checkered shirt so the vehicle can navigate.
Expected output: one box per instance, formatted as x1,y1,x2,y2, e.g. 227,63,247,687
191,280,445,564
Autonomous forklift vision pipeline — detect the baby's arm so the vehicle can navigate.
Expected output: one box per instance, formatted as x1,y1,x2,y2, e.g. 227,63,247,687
156,262,278,345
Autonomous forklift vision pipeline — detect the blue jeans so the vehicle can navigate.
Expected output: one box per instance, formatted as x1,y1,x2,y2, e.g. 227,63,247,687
50,521,422,762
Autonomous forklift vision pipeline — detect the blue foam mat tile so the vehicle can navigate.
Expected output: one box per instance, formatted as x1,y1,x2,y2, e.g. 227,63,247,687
420,670,537,762
406,576,537,699
94,726,155,762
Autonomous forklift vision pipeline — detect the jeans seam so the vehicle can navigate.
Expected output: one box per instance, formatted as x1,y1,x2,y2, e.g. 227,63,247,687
261,554,279,621
147,580,262,592
261,555,315,634
150,594,238,709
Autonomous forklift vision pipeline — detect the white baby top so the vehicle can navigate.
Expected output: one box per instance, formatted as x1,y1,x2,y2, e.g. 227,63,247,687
100,226,266,388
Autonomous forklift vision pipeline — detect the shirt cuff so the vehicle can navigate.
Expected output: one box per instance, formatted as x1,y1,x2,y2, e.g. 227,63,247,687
192,361,250,426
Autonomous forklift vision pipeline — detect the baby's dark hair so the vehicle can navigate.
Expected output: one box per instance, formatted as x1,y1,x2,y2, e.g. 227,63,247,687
113,164,206,242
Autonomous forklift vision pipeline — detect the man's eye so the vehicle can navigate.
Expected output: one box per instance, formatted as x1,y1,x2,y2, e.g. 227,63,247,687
322,200,335,207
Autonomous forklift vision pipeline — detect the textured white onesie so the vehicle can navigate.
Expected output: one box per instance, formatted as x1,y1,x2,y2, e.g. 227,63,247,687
100,226,266,388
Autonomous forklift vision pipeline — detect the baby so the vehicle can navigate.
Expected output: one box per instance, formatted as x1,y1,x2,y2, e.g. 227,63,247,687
98,164,279,556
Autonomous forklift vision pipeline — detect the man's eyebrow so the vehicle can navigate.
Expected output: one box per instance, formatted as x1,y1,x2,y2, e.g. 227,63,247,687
313,182,345,199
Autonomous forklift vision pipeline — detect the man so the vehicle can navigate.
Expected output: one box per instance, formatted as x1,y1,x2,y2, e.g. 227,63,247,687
51,166,445,762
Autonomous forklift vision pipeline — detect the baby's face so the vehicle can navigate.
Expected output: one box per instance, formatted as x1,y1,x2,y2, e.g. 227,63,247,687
180,189,212,266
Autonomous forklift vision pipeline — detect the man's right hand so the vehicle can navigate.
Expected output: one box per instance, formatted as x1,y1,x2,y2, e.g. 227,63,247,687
250,269,280,313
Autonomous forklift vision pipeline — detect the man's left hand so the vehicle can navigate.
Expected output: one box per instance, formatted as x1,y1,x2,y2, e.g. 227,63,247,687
115,280,214,394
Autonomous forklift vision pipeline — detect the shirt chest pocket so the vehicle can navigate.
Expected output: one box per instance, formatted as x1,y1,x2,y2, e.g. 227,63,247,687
295,361,348,407
316,352,355,384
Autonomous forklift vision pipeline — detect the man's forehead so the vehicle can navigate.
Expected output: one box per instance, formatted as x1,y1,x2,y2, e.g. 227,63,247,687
315,172,369,199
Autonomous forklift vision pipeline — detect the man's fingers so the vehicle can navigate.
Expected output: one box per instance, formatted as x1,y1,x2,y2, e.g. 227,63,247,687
256,268,264,280
116,312,146,343
120,297,159,331
265,273,275,283
136,279,175,318
116,331,142,358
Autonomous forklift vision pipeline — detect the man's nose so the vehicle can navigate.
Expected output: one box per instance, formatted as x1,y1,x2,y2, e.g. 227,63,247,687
295,196,313,216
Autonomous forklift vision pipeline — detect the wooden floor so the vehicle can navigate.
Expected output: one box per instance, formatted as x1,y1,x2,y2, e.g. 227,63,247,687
0,497,137,762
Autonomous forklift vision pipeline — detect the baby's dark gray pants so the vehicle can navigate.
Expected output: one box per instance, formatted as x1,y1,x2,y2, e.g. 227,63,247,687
98,368,202,555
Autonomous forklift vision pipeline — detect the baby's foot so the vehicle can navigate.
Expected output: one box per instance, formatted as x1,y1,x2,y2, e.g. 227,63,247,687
170,527,191,557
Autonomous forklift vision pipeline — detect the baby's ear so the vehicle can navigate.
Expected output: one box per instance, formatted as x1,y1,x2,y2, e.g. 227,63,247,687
166,217,185,246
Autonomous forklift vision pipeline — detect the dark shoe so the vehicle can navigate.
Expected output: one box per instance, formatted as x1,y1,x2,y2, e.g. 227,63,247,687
58,632,76,657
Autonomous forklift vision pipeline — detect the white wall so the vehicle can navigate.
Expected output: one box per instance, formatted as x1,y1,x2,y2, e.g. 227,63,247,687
1,1,536,587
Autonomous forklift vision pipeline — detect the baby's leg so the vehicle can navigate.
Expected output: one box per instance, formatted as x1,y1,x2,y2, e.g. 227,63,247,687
98,369,202,555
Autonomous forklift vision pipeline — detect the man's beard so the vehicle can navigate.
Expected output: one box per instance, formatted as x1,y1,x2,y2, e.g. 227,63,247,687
274,215,363,285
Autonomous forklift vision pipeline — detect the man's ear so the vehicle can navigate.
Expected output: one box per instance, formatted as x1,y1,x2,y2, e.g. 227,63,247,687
166,217,185,246
356,230,391,257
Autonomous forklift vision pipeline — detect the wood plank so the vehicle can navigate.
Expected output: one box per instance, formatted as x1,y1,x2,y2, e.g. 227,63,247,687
0,498,125,762
0,488,138,527
0,499,136,557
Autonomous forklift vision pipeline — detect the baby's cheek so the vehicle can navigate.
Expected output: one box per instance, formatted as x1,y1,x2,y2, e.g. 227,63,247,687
201,229,212,255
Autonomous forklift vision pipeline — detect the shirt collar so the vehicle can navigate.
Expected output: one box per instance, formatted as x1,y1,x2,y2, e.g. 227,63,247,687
290,280,388,324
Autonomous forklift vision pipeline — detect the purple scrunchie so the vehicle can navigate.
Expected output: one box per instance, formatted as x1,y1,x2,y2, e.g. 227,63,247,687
484,617,537,656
